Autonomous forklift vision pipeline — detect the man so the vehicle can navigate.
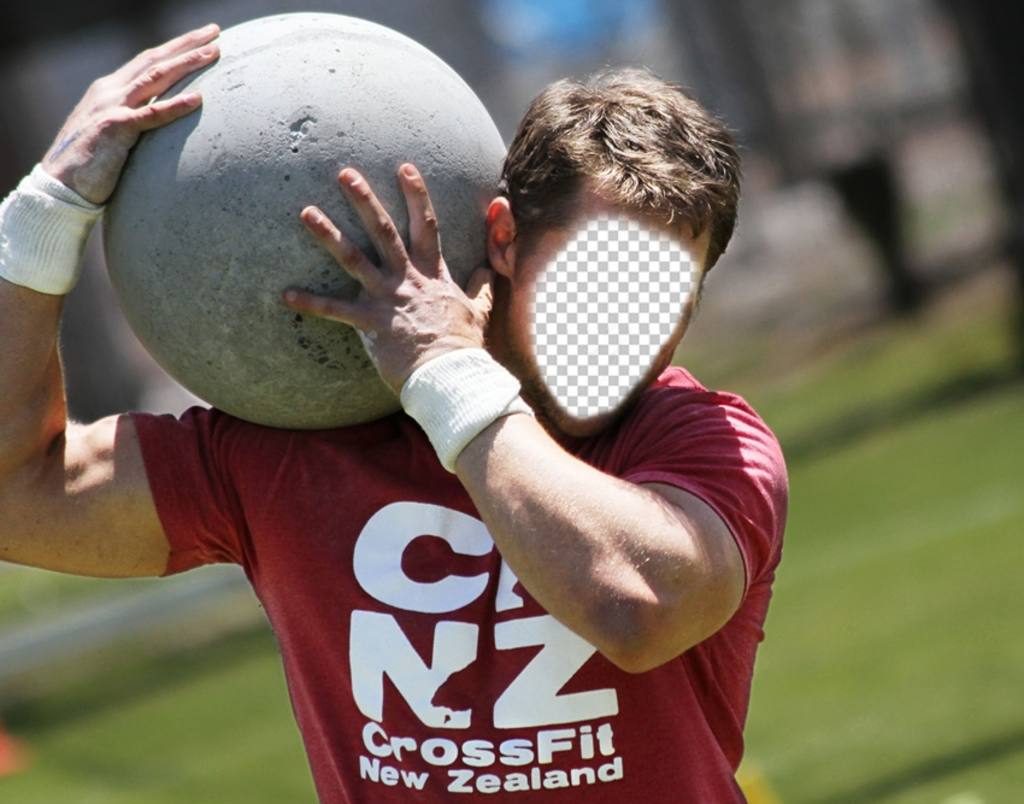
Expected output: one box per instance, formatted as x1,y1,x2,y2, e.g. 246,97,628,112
0,22,787,804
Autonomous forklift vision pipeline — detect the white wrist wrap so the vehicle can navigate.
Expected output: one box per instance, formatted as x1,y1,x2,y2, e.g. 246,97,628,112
400,347,535,473
0,164,103,295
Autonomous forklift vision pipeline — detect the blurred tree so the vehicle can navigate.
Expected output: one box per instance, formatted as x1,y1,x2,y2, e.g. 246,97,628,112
664,0,971,315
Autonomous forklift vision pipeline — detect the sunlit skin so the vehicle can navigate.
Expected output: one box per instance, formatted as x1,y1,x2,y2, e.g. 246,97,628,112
42,25,221,204
281,165,496,395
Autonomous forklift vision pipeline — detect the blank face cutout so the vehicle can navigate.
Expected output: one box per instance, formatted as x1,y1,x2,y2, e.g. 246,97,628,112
529,212,698,418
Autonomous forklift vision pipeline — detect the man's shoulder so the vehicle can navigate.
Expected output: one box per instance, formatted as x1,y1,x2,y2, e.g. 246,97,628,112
615,365,787,490
636,365,770,429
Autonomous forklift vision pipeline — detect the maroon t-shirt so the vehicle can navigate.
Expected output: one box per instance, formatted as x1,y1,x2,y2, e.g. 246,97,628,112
131,366,787,803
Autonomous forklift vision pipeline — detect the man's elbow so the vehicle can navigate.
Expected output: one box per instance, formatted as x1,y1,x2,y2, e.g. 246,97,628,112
587,601,683,674
602,641,675,675
593,589,740,674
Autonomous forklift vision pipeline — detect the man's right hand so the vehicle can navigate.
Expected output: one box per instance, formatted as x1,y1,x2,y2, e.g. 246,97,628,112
41,23,221,205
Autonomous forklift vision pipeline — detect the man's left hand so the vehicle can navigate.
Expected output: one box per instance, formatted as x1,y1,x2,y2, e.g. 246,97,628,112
282,163,495,396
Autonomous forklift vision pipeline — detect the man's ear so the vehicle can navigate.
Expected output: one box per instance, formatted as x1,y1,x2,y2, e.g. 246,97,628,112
486,197,517,281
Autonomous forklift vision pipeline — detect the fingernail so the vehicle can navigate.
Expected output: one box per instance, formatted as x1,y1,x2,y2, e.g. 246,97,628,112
202,23,219,34
199,45,218,57
401,164,417,179
183,92,202,105
283,289,299,302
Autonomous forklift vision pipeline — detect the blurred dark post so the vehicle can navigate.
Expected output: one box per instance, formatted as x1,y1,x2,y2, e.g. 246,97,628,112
830,154,922,314
942,0,1024,366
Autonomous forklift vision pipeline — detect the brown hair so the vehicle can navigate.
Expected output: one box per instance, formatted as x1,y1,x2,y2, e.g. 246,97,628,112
500,66,741,271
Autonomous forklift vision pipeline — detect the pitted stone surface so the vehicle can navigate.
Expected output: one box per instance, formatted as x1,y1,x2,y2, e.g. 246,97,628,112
104,13,505,428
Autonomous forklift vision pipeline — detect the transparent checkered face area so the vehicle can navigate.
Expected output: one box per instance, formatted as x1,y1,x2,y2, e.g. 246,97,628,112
530,212,697,419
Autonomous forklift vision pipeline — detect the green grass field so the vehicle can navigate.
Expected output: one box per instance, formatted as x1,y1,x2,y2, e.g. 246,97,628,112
0,273,1021,803
744,367,1023,802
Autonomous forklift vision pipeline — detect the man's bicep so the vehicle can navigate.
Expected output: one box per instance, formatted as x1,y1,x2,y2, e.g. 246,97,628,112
1,414,170,578
640,481,747,643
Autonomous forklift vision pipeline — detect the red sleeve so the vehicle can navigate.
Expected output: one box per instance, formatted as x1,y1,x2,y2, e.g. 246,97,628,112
130,406,251,576
616,383,788,592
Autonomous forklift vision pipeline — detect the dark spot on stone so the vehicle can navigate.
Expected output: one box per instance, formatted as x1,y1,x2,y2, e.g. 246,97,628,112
317,356,329,364
294,314,303,323
284,174,291,181
328,67,336,74
291,145,299,153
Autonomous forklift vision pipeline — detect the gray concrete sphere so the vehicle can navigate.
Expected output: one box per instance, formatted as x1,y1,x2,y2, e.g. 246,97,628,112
104,13,505,428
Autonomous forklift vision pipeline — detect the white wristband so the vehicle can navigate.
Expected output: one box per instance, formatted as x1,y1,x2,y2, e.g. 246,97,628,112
400,348,535,473
0,164,103,295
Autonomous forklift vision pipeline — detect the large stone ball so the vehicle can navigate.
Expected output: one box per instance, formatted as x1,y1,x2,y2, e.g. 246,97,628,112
104,13,505,428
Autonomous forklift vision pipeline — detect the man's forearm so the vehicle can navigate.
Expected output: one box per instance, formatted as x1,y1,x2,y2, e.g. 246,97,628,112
0,162,109,481
0,279,66,478
453,411,702,668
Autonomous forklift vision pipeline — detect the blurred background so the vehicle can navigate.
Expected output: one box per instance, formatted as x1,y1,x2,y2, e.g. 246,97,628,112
0,0,1021,801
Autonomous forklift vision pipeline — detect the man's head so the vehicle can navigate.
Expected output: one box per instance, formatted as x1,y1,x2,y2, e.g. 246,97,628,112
484,66,741,440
